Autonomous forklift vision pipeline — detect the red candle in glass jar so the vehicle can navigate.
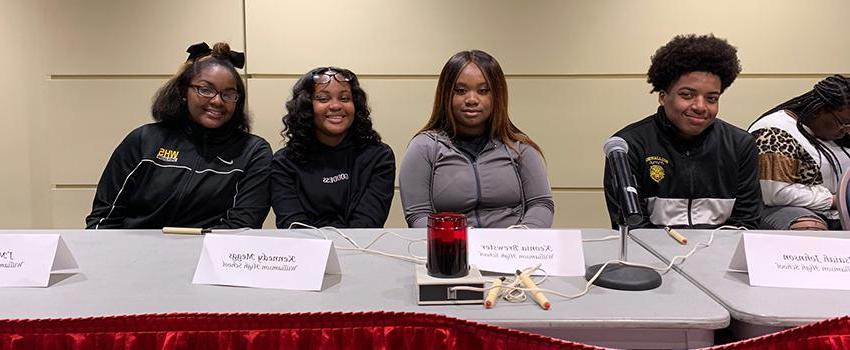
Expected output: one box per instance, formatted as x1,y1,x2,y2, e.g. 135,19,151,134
427,212,469,278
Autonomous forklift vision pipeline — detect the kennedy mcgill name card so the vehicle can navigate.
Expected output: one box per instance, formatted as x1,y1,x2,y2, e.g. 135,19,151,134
192,234,340,291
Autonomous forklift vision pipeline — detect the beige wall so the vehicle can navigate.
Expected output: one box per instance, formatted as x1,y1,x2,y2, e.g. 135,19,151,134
3,0,849,228
1,1,43,228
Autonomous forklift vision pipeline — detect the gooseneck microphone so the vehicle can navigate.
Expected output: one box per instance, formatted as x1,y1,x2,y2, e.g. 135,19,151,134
604,137,642,226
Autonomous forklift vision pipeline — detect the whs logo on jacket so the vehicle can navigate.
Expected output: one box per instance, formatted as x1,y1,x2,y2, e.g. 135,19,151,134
156,147,179,162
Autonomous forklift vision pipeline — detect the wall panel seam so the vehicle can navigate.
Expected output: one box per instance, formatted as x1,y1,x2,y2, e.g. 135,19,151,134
48,73,848,80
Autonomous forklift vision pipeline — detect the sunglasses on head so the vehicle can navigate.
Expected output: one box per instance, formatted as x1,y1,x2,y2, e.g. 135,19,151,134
312,69,353,84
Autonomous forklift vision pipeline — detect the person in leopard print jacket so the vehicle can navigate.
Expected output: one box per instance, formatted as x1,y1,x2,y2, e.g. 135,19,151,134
748,75,850,230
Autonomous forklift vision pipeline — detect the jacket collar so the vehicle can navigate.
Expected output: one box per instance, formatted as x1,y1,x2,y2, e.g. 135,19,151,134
425,129,502,148
180,117,239,145
314,131,356,152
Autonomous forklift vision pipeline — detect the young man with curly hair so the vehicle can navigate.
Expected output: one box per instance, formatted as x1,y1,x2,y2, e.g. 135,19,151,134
603,34,763,229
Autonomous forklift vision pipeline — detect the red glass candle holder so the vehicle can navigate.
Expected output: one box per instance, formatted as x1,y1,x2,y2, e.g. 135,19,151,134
427,212,469,278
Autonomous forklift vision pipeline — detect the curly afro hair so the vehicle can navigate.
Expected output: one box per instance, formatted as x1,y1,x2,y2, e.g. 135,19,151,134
647,34,741,93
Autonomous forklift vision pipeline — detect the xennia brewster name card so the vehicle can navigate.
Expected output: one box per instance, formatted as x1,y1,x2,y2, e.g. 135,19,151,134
468,229,585,276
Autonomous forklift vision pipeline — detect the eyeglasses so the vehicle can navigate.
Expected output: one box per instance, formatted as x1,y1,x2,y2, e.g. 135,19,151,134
830,110,850,130
190,85,240,103
312,70,353,84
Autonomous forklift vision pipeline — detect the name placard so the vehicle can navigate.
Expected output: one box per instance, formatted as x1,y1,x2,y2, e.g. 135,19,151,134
729,232,850,290
192,234,340,291
468,229,585,276
0,233,78,287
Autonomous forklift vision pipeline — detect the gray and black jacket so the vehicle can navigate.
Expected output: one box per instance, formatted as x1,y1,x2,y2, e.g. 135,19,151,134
86,121,272,229
399,130,554,228
604,107,762,229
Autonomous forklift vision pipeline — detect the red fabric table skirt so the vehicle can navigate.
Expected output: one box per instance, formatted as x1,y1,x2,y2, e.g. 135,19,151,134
0,311,603,350
708,315,850,350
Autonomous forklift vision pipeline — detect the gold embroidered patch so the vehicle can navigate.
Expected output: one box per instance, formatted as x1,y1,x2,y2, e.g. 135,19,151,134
156,147,179,162
649,164,665,183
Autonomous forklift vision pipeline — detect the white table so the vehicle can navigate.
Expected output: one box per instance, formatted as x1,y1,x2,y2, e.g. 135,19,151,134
0,229,729,349
631,228,850,339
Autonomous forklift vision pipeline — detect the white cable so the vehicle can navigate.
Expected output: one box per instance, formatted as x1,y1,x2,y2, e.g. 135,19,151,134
211,227,251,233
582,235,620,242
502,225,620,243
287,222,331,240
286,222,426,264
453,225,748,304
288,222,746,304
618,225,747,273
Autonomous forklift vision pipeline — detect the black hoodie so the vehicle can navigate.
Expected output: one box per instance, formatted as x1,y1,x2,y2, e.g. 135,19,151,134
86,121,272,229
270,135,395,228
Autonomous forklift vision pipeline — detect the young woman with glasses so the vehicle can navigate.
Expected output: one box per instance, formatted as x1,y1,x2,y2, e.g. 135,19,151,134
271,67,395,228
748,75,850,230
399,50,554,228
86,42,272,230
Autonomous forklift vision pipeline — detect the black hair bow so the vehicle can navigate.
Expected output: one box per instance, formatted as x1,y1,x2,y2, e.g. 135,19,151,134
228,51,245,69
185,42,245,69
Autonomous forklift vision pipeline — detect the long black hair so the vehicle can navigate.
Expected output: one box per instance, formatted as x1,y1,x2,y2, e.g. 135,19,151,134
420,50,543,156
151,42,250,132
752,74,850,179
281,67,381,163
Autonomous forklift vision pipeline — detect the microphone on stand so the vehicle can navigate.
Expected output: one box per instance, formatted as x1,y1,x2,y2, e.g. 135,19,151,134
604,137,642,226
585,136,661,291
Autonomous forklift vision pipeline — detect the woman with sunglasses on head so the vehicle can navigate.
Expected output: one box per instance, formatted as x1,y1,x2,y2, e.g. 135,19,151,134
399,50,554,228
748,75,850,230
271,67,395,228
86,42,272,229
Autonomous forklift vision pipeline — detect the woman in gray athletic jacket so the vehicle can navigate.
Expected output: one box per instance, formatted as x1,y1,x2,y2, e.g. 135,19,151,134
399,50,554,228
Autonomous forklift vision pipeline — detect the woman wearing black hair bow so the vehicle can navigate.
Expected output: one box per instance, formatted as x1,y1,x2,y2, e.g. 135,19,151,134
86,42,272,230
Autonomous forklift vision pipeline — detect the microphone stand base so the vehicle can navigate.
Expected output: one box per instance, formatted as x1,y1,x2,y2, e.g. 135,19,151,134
585,263,662,291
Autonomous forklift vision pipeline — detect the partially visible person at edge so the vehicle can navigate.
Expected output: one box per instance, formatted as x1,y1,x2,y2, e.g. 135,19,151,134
603,34,762,229
399,50,554,228
271,67,395,228
748,75,850,230
86,42,272,229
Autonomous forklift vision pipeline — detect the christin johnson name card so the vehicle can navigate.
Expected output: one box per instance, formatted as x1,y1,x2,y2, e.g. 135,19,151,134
729,232,850,290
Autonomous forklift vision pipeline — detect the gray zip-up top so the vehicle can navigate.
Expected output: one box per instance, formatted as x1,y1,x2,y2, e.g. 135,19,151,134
399,130,554,228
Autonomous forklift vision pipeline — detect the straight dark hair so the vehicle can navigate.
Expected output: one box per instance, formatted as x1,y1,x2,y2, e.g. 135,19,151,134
419,50,543,156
